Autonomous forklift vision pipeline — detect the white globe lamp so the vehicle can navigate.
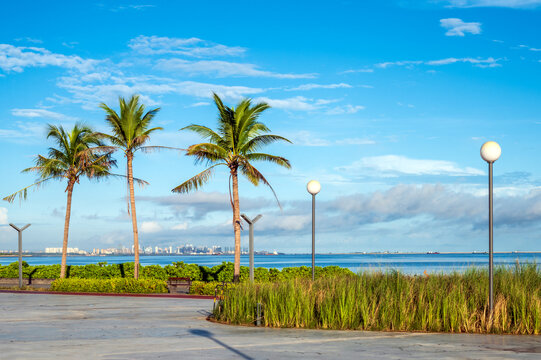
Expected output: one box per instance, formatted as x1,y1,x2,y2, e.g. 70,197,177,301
307,180,321,195
480,141,501,163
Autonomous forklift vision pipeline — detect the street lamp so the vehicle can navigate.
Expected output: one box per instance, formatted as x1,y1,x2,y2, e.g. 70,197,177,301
307,180,321,281
9,223,31,288
241,213,262,284
480,141,501,314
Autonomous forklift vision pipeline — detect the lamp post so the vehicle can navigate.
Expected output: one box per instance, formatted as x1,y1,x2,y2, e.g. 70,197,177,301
9,223,31,288
480,141,501,314
307,180,321,281
241,214,262,284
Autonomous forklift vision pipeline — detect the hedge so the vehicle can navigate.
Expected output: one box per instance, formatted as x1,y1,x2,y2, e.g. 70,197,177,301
50,278,168,294
0,261,354,283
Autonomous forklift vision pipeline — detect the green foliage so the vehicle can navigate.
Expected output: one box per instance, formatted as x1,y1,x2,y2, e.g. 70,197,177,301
3,123,115,203
50,278,168,294
214,264,541,335
0,261,354,283
172,94,292,196
190,281,222,295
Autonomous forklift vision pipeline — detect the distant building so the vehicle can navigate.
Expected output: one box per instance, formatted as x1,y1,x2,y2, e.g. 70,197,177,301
45,247,86,254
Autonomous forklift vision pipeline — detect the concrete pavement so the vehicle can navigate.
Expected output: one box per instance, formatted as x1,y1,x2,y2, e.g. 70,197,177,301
0,293,539,359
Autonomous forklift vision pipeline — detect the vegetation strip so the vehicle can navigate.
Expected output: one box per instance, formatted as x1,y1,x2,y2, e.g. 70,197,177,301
0,289,213,299
213,264,540,335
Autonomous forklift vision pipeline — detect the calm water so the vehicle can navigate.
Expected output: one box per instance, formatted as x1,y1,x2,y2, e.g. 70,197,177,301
0,253,539,275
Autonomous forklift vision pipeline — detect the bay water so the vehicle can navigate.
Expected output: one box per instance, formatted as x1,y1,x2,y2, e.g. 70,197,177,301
1,252,539,275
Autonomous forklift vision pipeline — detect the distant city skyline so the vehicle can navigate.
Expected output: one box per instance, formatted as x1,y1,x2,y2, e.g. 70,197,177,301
1,1,540,254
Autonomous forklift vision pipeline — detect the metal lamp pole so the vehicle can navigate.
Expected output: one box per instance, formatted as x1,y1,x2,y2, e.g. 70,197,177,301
480,141,501,314
9,223,31,288
307,180,321,281
241,214,262,284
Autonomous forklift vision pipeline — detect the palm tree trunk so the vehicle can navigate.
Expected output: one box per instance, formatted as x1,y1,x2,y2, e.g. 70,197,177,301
231,168,241,282
60,179,75,279
127,152,140,279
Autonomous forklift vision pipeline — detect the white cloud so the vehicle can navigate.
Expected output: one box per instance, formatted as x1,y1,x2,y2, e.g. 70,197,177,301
62,41,78,49
110,4,156,12
14,37,42,44
339,69,374,74
187,102,211,107
289,131,331,146
11,108,77,121
259,214,311,231
335,138,376,145
140,221,162,233
337,155,484,177
286,83,352,91
155,59,316,79
440,18,482,36
376,60,423,68
0,122,45,140
176,81,265,100
397,102,415,108
517,44,541,51
0,44,99,73
128,35,245,57
325,104,365,115
377,57,502,69
426,57,502,67
254,96,319,111
444,0,541,8
55,72,267,109
0,208,8,224
289,132,375,147
171,222,188,230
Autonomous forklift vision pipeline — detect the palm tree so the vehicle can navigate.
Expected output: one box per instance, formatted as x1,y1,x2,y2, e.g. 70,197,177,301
99,95,162,279
3,123,115,278
172,93,292,282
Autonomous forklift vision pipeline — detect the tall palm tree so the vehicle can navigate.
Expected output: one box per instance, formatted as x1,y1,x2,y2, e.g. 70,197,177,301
3,123,115,278
172,93,292,282
100,95,162,279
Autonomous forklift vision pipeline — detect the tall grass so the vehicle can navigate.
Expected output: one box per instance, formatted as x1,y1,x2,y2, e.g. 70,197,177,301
214,263,541,334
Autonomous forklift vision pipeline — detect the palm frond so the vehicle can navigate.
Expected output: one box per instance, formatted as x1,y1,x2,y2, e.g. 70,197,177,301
239,160,282,209
180,124,224,145
240,135,292,153
3,177,59,203
186,143,228,165
244,153,292,169
171,163,225,194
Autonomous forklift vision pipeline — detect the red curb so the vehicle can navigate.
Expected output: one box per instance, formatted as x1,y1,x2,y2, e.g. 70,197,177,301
0,289,214,299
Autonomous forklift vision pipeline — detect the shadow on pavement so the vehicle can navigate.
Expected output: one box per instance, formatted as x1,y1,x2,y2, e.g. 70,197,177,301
189,329,253,360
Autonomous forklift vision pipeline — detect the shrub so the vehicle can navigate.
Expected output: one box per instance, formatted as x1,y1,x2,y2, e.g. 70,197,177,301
0,260,359,283
50,278,168,294
190,281,223,295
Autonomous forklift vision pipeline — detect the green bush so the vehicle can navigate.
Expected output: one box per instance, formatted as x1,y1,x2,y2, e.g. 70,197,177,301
50,278,168,294
190,281,222,295
0,261,354,283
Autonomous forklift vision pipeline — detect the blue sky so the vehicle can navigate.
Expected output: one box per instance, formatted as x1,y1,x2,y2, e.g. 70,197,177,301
0,0,540,253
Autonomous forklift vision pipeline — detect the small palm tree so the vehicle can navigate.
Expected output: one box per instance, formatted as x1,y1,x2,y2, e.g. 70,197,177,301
173,93,292,282
3,123,115,278
100,95,162,279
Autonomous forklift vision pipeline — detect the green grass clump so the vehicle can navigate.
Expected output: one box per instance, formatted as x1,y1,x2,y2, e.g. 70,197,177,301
50,278,168,294
214,263,541,334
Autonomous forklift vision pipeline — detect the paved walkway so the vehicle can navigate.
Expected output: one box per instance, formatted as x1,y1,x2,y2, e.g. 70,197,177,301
0,293,539,359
